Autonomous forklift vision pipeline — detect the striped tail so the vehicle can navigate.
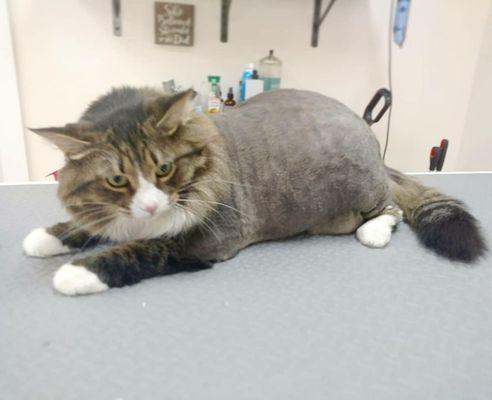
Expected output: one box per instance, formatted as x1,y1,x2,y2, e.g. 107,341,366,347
386,167,487,262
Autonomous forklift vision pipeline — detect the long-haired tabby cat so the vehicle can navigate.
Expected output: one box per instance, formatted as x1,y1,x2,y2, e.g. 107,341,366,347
23,88,486,295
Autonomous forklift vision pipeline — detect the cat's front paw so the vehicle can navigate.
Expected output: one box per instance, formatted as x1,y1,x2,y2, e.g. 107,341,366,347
53,263,108,296
23,228,70,257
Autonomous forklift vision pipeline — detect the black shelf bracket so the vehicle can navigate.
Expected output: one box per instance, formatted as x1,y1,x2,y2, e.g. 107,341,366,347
311,0,337,47
221,0,232,42
112,0,122,36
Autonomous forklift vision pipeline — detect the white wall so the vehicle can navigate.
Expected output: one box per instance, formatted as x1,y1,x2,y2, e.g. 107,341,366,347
0,0,28,182
457,4,492,171
7,0,492,180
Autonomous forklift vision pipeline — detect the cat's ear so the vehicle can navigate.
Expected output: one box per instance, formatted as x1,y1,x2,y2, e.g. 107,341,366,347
147,89,197,135
29,123,95,158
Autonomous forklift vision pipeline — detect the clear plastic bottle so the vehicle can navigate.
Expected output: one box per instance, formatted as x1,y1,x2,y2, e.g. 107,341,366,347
258,50,282,91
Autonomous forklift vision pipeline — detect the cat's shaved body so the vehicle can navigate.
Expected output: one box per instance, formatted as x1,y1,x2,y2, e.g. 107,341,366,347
24,88,486,295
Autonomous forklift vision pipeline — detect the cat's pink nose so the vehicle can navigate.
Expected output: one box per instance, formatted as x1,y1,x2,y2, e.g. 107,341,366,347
143,204,158,215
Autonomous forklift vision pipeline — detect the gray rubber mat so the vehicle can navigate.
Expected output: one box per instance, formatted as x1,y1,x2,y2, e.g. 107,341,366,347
1,174,491,400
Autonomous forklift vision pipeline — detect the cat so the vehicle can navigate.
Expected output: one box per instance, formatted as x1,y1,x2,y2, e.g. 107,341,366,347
23,88,487,296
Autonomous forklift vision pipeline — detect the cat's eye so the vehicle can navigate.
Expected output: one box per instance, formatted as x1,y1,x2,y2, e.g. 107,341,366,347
156,161,174,178
107,175,129,188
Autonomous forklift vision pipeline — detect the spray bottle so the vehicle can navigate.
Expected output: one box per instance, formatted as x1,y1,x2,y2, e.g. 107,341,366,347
239,63,254,102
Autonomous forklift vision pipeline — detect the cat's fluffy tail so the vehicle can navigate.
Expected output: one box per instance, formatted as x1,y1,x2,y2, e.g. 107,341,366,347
386,167,487,262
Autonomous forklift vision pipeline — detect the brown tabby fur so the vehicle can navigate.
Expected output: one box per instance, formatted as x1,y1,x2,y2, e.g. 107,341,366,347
35,89,230,242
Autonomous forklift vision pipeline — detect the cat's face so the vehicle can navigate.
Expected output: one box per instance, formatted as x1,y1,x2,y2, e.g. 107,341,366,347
32,90,229,241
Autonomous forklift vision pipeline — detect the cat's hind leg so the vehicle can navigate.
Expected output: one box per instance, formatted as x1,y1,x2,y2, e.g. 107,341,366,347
356,206,403,248
308,211,364,235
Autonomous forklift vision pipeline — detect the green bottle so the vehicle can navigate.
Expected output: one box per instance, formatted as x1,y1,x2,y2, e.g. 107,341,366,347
207,75,221,113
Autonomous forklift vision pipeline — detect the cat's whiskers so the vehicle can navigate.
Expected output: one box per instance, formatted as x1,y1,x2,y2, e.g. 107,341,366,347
179,177,258,192
70,207,107,217
59,213,116,241
180,195,239,227
178,198,251,220
70,208,113,226
72,201,120,208
116,208,132,217
174,202,218,232
178,188,222,215
71,203,129,219
58,209,107,237
67,224,108,263
59,219,111,242
173,203,221,242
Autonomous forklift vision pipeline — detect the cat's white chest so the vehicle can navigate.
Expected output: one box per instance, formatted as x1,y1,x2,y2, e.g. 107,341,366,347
103,208,196,242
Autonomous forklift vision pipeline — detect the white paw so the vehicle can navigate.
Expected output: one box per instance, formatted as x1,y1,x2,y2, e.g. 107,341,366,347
356,215,396,248
53,263,108,296
23,228,70,258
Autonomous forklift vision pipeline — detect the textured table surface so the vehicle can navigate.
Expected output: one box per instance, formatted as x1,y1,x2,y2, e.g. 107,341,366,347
0,174,491,400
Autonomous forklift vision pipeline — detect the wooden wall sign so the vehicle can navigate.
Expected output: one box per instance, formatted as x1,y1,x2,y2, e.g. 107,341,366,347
155,2,194,46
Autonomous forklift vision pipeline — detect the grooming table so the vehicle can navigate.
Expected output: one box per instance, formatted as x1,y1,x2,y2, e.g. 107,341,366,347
1,173,491,400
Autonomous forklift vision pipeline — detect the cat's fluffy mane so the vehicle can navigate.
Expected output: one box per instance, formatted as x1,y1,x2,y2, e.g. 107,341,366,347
31,87,231,241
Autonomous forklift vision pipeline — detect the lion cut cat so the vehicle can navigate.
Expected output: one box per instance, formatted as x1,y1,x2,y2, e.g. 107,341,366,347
23,88,486,296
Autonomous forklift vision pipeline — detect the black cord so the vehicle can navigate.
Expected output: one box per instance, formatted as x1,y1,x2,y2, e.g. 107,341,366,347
382,0,395,161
